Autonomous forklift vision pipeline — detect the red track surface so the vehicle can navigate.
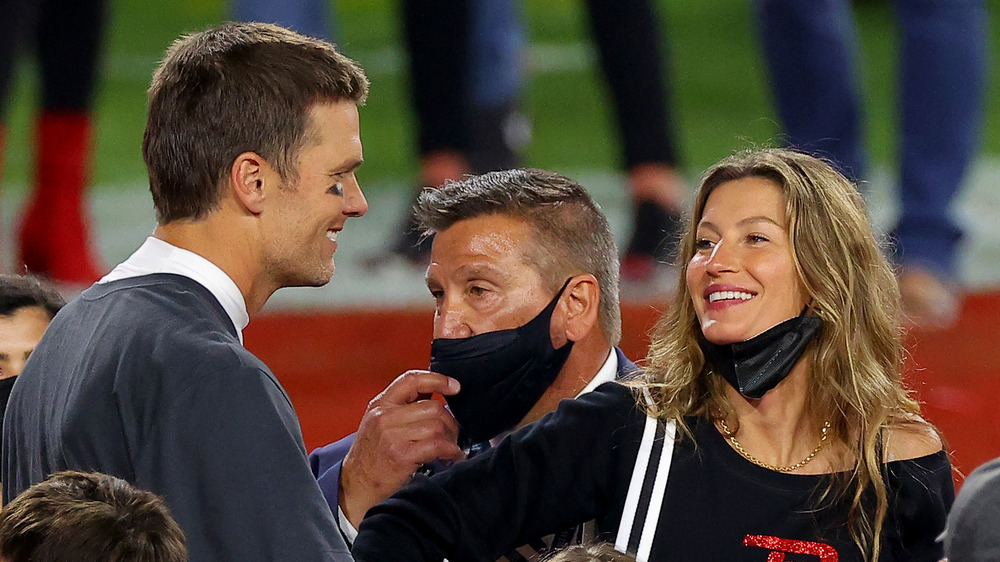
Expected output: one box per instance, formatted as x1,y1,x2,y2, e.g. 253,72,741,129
245,291,1000,482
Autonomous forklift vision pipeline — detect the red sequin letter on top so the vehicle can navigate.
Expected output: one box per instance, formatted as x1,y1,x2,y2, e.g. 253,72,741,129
743,535,839,562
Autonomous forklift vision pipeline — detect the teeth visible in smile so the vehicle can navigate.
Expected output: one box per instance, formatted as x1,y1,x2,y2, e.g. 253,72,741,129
327,230,338,242
708,291,753,303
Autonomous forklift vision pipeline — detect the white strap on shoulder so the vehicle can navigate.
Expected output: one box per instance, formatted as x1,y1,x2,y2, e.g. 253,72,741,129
614,415,676,562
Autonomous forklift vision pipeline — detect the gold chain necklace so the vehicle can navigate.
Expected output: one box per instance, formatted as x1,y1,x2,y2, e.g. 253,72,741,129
719,419,831,473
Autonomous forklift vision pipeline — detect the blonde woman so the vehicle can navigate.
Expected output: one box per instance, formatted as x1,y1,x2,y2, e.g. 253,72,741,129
352,150,953,562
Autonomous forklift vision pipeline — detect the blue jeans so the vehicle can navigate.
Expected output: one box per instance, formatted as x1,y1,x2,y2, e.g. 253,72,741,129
468,0,523,109
756,0,988,276
233,0,335,42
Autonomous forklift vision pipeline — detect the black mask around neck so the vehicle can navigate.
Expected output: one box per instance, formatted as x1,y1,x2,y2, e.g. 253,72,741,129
430,280,574,445
0,375,17,431
698,311,822,399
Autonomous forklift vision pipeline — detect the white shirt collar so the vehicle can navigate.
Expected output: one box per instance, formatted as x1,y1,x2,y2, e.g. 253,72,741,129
576,348,618,397
99,236,250,344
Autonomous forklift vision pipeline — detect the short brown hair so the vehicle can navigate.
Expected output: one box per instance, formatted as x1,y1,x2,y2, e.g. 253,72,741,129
414,168,621,344
143,21,369,223
0,471,186,562
0,275,64,319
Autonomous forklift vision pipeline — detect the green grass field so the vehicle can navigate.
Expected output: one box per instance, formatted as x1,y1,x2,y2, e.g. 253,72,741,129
2,0,999,192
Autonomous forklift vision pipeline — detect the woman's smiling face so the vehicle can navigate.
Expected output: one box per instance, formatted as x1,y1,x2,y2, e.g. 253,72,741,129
686,176,809,345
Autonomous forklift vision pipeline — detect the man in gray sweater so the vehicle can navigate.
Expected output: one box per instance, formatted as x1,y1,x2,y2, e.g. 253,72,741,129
2,21,369,561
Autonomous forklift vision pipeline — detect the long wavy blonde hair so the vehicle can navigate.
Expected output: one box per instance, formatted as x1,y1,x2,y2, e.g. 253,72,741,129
638,148,926,560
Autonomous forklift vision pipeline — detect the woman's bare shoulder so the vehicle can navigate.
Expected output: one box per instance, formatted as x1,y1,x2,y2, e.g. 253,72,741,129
884,414,944,462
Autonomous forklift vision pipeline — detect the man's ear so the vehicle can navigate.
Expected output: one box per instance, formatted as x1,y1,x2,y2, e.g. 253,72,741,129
561,274,600,343
230,151,270,215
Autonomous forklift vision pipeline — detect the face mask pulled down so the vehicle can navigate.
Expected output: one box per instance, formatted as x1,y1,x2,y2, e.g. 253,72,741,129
698,312,822,399
0,375,17,427
430,282,573,445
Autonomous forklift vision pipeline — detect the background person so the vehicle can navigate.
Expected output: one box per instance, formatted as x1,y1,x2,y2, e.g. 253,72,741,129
941,455,1000,561
0,0,108,284
2,22,368,561
0,274,63,385
378,0,687,288
233,0,335,43
311,168,631,560
754,0,988,328
0,274,64,497
351,149,952,562
0,470,186,562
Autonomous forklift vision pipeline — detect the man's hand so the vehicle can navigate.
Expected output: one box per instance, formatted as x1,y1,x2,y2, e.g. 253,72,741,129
339,370,463,527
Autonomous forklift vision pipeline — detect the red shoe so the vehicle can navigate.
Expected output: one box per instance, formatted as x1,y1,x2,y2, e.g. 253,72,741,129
17,111,105,285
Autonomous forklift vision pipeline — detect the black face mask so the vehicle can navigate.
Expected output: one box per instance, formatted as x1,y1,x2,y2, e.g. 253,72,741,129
430,280,574,445
698,311,822,400
0,376,17,429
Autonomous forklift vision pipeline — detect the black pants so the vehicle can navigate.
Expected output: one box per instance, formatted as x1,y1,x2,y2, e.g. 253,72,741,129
402,0,680,170
0,0,107,114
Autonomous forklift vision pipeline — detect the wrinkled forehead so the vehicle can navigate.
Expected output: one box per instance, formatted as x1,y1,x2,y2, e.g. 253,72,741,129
439,213,538,257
